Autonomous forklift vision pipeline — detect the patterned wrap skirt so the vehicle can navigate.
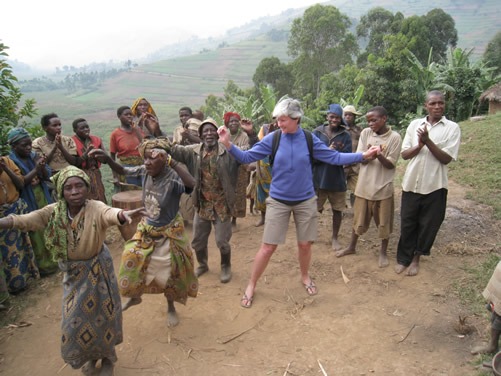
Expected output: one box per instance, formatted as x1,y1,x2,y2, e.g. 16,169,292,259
118,214,198,305
60,245,123,369
0,199,39,293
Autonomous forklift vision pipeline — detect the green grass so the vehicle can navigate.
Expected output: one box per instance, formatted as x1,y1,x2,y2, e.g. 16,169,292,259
448,113,501,219
452,253,501,316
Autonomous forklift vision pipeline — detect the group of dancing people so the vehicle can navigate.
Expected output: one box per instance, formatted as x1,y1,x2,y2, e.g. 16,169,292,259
0,91,461,374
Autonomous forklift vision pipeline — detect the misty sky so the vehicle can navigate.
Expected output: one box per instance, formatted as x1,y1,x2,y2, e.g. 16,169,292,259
1,0,323,71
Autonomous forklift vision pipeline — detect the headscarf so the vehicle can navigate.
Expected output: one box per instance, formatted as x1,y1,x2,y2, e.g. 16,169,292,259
131,97,157,117
137,137,172,158
44,166,90,261
7,127,30,145
223,112,241,126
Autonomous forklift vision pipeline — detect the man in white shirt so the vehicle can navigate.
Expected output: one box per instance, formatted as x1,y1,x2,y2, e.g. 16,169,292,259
395,91,461,276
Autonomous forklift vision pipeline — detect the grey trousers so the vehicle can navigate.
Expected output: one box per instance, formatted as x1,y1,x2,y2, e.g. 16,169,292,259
191,212,232,265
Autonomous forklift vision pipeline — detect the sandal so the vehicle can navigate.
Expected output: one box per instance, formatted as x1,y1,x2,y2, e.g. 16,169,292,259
303,280,318,296
240,293,253,308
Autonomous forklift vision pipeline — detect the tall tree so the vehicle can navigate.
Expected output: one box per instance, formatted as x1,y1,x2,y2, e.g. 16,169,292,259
356,7,400,65
422,8,458,62
253,57,294,98
483,31,501,77
288,4,358,98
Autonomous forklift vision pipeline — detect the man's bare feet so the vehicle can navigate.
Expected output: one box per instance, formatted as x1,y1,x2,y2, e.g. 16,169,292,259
471,344,498,355
121,297,142,311
335,248,356,258
394,264,407,274
331,238,342,251
378,253,389,268
406,262,419,276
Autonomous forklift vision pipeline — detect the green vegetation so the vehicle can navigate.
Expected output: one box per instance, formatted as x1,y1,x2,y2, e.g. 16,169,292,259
453,253,501,316
448,113,501,219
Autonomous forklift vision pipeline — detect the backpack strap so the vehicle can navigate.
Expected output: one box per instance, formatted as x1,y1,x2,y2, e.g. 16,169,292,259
303,129,314,166
269,129,281,167
269,129,314,167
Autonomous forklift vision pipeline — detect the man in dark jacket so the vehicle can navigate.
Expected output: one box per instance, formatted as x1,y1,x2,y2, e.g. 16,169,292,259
313,104,352,251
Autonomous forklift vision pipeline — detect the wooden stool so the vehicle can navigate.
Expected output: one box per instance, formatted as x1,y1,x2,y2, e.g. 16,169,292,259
112,190,143,241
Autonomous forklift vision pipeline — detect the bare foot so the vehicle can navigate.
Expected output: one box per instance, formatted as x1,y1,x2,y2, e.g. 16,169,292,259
167,311,179,327
394,264,407,274
81,360,98,376
331,238,342,251
255,217,265,227
406,262,419,276
335,248,356,258
100,358,114,376
378,254,389,268
121,297,142,311
471,344,498,355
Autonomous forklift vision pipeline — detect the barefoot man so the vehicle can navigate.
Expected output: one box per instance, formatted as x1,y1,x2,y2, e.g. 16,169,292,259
395,90,460,276
336,106,402,267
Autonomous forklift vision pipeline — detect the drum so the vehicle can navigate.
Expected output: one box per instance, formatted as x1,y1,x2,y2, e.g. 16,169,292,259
112,190,143,240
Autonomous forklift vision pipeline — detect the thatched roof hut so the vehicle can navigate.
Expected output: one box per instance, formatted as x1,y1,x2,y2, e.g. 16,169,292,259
480,82,501,115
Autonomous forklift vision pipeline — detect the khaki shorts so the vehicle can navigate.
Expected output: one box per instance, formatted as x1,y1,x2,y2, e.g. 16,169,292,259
263,196,318,244
317,189,346,212
353,195,394,239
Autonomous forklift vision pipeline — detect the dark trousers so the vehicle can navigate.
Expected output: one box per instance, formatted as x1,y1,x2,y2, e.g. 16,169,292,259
396,189,448,266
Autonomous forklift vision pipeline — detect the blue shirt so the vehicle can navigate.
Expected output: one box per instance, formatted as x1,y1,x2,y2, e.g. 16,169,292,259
228,126,364,202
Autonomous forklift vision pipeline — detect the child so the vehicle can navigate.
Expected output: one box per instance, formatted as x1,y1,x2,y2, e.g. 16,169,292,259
336,106,402,267
471,260,501,354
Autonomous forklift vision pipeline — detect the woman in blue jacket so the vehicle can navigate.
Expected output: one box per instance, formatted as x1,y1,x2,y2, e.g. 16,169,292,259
218,98,380,308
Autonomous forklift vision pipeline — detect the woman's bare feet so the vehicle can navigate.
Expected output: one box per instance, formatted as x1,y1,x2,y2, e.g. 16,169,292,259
81,360,98,376
335,247,356,258
100,358,114,376
121,297,142,311
167,300,179,327
167,311,179,327
394,264,407,274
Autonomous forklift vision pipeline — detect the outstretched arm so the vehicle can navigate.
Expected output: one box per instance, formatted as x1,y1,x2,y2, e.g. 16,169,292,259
0,216,14,230
88,149,125,175
169,156,196,189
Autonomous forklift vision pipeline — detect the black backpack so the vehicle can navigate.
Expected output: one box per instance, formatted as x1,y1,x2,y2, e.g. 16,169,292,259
269,129,314,167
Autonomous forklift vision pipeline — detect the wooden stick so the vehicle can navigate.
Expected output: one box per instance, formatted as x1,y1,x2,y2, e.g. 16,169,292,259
283,361,292,376
398,324,416,343
317,359,328,376
217,311,270,344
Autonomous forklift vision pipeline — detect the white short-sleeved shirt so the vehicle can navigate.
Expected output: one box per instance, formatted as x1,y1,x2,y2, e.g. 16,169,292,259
401,116,460,194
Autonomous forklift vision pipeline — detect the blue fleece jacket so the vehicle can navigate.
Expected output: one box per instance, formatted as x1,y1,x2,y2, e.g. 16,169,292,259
228,126,364,202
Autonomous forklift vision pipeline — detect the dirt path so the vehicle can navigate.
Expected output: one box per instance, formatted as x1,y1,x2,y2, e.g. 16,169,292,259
0,180,499,375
